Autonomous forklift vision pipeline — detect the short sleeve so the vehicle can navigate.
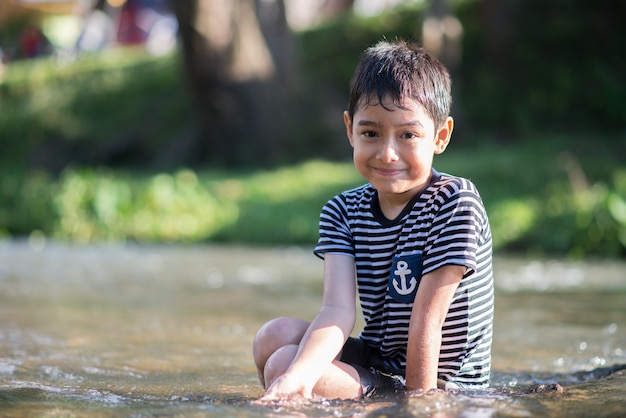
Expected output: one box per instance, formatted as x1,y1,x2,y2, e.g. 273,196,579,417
422,179,488,276
314,195,355,259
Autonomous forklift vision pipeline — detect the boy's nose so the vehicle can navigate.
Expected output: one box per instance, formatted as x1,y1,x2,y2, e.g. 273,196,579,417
377,140,399,163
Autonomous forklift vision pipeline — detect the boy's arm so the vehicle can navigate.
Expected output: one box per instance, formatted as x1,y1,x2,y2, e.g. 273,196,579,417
261,253,357,399
405,264,465,391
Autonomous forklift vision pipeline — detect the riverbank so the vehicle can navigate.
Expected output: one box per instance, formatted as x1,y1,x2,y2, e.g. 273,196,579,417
1,140,625,257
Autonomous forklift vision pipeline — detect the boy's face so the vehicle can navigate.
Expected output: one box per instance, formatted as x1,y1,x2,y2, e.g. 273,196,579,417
344,95,453,202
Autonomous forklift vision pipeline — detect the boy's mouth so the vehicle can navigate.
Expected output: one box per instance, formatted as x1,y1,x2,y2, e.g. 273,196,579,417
374,168,403,177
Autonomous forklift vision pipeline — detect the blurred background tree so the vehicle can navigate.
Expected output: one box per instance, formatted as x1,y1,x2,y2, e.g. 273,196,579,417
171,0,291,167
169,0,360,168
2,0,623,169
0,0,624,254
458,0,626,137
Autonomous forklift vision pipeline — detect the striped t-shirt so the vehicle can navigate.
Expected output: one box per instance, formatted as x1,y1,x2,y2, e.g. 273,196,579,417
314,169,494,388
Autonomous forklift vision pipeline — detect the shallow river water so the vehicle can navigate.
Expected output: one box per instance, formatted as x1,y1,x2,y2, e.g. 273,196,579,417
0,241,625,417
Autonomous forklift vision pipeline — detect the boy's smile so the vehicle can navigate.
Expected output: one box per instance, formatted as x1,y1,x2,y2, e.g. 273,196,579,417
344,96,453,218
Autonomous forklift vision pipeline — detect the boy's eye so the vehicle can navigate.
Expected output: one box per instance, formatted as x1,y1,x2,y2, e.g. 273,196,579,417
401,132,418,140
362,131,378,138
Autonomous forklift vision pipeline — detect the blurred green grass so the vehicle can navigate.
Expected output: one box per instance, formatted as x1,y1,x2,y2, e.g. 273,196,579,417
2,146,625,258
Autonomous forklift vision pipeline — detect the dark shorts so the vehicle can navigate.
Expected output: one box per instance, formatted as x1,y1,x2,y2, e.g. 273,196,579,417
339,337,405,397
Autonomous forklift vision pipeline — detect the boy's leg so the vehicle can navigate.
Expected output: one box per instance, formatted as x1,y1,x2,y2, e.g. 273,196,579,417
313,360,363,399
252,316,309,386
263,343,363,399
253,317,363,399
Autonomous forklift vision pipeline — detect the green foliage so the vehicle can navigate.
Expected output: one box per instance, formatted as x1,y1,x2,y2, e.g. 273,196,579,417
0,169,56,238
210,161,363,244
457,0,626,135
1,148,624,257
434,141,626,257
489,198,539,249
1,161,363,245
0,50,192,169
300,0,626,137
1,3,625,256
299,4,424,93
3,1,624,168
608,175,626,249
530,168,626,258
510,176,626,258
52,168,239,243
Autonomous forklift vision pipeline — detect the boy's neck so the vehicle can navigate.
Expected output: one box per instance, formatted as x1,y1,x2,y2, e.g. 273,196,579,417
375,169,439,220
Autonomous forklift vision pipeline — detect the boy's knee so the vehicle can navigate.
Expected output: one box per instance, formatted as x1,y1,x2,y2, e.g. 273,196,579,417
254,317,306,347
254,317,288,347
253,317,303,366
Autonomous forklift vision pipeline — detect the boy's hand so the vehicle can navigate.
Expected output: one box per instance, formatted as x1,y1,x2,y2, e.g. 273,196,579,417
255,372,312,404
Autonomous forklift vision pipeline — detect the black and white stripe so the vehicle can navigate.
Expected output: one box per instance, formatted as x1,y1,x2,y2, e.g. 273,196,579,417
314,170,494,388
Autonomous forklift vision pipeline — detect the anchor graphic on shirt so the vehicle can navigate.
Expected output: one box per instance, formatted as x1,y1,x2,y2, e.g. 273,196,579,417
392,260,417,295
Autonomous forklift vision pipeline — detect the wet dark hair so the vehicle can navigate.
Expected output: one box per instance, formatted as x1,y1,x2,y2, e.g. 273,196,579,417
347,40,451,129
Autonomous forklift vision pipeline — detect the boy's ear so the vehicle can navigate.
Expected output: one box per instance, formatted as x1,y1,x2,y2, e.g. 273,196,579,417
343,111,355,147
434,116,454,154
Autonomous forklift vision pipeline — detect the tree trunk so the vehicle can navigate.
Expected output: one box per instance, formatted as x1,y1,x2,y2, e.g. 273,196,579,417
480,0,516,72
172,0,293,167
422,0,463,69
318,0,355,19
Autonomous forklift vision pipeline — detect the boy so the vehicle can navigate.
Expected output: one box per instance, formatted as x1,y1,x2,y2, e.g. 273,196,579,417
253,40,493,400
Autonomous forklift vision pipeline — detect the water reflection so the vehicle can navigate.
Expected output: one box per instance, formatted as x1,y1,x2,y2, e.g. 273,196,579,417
0,241,624,417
